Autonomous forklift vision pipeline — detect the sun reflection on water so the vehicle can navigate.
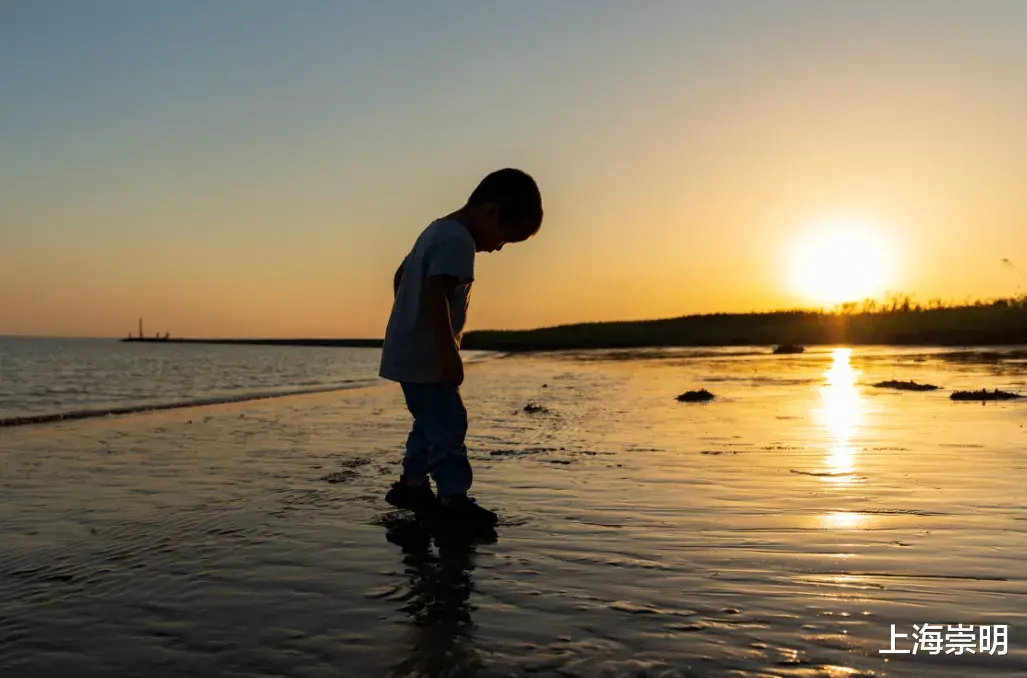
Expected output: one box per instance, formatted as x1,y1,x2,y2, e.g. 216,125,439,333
817,348,862,485
815,349,871,532
826,446,854,476
821,510,870,530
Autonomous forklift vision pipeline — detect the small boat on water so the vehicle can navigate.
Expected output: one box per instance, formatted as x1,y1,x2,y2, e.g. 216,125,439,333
773,344,805,355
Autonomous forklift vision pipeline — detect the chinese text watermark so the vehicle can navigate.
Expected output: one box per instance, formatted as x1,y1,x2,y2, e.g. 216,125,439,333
881,624,1008,656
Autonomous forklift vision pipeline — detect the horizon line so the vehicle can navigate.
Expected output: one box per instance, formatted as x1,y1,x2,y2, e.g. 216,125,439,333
4,294,1023,342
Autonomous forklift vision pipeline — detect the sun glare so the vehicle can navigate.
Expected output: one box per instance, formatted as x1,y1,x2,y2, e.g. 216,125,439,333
818,348,862,487
789,221,892,307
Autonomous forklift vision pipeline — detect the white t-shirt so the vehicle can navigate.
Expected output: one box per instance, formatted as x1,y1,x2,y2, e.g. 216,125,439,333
379,219,475,383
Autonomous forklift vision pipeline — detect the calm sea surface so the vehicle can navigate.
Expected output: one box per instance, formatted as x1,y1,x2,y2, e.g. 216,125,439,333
0,337,389,423
2,344,1027,676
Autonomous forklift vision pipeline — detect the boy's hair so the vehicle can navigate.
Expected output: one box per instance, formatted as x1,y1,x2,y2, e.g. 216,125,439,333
468,168,543,241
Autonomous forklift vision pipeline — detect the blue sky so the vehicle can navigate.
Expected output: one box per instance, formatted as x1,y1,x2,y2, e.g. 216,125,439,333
3,1,1026,336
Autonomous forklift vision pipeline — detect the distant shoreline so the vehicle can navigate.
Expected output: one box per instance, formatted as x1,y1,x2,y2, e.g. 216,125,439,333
121,337,383,348
115,300,1027,352
459,303,1027,351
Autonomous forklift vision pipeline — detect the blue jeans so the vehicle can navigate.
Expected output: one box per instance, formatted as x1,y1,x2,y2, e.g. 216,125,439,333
400,383,472,500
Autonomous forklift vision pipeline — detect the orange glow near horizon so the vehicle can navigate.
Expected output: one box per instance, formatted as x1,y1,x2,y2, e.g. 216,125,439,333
789,222,894,307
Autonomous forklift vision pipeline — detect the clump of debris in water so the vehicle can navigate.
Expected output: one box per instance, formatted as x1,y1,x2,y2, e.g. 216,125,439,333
676,389,715,403
873,380,941,392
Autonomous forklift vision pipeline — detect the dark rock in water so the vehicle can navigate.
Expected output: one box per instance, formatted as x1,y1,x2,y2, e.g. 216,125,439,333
773,344,805,355
676,389,715,403
523,403,548,414
950,389,1022,402
873,380,941,392
321,470,359,484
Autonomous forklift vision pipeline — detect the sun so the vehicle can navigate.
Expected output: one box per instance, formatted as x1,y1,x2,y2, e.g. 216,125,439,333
789,221,892,307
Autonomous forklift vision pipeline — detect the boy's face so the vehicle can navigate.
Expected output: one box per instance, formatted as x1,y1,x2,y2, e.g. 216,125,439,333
479,225,511,253
473,202,518,253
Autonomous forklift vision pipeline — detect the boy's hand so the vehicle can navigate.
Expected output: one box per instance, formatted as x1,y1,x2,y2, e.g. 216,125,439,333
441,352,464,386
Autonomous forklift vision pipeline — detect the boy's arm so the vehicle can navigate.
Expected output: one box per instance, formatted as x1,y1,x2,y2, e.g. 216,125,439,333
422,275,463,385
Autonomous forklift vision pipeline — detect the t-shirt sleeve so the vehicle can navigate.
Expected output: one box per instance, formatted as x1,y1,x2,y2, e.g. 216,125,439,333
425,233,475,283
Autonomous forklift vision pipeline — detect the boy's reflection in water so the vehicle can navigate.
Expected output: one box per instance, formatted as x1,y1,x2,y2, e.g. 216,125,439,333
384,515,497,678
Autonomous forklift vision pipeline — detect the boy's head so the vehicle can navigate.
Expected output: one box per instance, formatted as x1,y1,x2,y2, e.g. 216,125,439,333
463,168,543,253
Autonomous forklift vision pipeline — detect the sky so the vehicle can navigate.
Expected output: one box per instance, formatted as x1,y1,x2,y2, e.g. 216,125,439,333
2,1,1026,338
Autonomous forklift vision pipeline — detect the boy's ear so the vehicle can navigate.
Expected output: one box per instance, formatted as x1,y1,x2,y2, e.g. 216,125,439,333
479,201,501,225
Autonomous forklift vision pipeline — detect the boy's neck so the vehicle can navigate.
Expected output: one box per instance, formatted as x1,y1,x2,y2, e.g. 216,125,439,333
445,207,480,243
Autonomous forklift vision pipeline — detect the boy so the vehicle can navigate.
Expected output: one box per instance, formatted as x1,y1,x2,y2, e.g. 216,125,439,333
378,168,543,527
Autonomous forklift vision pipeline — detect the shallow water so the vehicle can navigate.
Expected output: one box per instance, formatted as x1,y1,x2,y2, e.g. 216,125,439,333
0,337,389,423
1,346,1025,676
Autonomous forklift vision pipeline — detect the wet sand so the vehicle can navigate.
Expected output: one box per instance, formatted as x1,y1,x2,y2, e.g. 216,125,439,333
2,347,1026,677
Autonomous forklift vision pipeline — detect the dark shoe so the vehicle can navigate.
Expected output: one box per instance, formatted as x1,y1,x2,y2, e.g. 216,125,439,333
435,496,499,528
385,480,436,513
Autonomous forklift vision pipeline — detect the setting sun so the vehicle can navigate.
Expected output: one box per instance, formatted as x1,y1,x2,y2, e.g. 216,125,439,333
789,222,893,307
